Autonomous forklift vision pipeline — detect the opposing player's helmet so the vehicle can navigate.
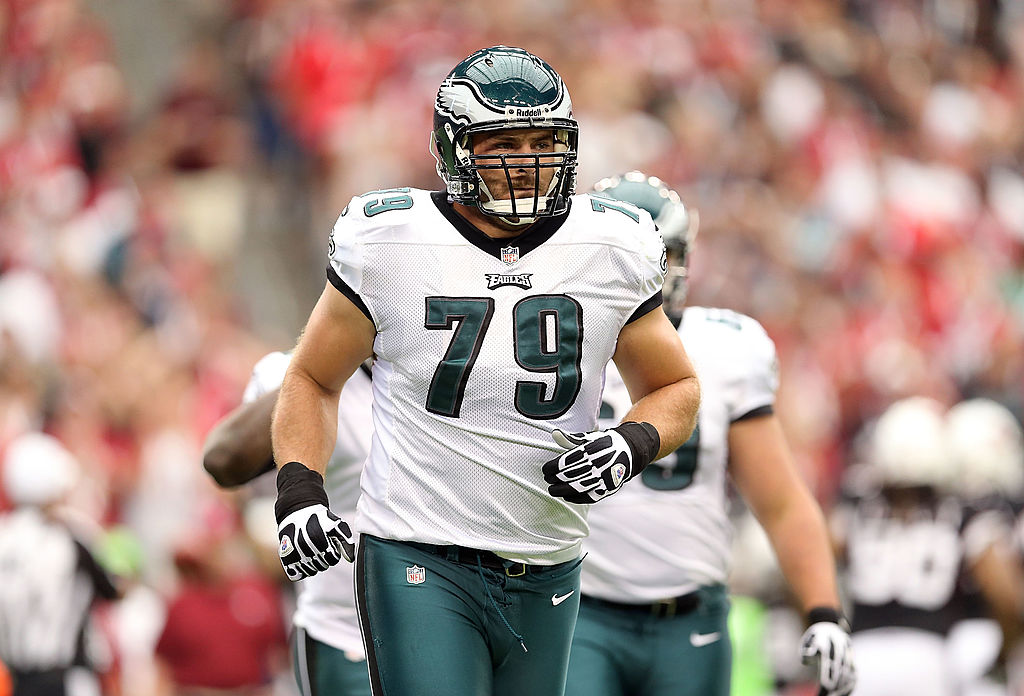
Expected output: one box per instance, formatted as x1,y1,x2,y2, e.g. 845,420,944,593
591,172,698,320
431,46,578,225
946,398,1024,499
869,397,954,490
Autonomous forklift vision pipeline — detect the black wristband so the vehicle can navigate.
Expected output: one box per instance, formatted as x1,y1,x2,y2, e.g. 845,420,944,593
614,421,661,475
275,461,329,523
806,606,850,632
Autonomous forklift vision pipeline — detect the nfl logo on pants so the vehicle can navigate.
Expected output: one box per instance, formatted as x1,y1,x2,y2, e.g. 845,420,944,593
406,565,425,584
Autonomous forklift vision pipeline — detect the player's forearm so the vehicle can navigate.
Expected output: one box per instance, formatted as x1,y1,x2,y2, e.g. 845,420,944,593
621,374,700,458
972,542,1024,651
761,492,842,613
203,390,278,487
272,368,340,476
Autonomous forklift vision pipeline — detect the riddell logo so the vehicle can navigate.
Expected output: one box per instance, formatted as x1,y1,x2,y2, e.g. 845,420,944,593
505,105,552,118
486,273,533,290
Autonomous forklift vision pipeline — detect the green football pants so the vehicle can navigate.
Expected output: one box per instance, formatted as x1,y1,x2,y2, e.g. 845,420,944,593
355,534,583,696
565,585,731,696
292,627,372,696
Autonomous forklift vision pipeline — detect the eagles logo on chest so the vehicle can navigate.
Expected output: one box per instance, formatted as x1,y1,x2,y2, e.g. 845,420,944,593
485,273,532,290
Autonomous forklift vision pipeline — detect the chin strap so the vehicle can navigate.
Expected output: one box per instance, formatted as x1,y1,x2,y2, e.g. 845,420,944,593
476,176,541,224
499,215,538,227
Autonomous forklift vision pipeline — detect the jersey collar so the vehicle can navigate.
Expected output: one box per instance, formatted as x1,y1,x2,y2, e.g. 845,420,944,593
430,192,571,260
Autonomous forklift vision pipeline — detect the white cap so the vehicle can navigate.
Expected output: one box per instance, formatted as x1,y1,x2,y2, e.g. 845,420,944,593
3,432,80,507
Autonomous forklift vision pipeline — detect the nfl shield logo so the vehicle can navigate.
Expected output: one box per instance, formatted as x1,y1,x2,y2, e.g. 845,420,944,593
406,565,426,584
500,246,519,265
611,463,627,486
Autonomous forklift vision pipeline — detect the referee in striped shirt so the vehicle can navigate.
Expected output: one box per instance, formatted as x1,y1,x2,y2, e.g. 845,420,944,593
0,433,119,696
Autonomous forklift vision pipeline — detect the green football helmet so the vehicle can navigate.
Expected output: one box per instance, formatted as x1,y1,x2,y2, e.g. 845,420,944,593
431,46,578,225
591,171,698,320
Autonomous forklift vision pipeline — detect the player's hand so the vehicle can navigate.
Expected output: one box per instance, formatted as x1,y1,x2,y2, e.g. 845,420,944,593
800,617,856,696
542,422,659,504
277,504,354,581
275,461,354,581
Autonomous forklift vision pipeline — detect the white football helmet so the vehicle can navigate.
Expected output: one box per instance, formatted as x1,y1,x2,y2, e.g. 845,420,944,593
869,397,954,490
946,398,1024,499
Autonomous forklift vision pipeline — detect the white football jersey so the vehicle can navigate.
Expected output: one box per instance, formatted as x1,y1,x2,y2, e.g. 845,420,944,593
329,188,665,564
582,306,778,600
244,351,372,655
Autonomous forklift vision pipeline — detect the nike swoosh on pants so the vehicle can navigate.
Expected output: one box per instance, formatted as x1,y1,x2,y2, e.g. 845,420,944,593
551,591,575,606
689,631,721,647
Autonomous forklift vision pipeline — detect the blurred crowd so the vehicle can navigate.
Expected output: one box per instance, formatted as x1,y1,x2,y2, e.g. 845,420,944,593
1,0,1024,694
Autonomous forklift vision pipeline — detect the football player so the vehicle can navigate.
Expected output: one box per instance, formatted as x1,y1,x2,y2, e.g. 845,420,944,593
203,352,373,696
944,398,1024,696
269,46,701,696
833,397,1023,696
563,172,854,696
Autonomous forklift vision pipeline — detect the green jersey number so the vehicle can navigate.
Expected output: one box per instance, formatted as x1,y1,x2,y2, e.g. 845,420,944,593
641,423,700,490
590,197,640,222
364,188,413,217
424,298,495,417
424,295,583,419
513,295,583,419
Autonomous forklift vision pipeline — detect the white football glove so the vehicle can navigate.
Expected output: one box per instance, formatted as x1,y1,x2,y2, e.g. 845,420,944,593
277,504,354,581
275,461,354,582
800,620,856,696
542,423,658,504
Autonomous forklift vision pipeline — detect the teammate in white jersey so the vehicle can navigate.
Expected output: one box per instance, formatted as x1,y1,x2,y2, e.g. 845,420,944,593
269,47,700,696
203,352,373,696
565,172,854,696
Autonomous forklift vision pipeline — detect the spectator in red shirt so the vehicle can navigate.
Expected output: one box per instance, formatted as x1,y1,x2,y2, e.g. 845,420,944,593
155,516,287,696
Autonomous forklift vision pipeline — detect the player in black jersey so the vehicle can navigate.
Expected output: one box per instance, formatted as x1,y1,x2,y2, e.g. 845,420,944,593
945,398,1024,696
833,397,1024,696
